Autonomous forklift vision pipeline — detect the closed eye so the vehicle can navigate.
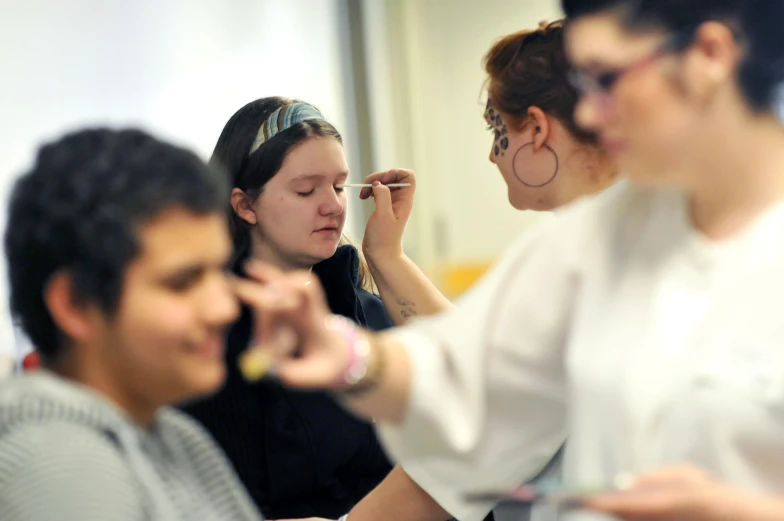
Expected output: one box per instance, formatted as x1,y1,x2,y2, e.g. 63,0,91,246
161,269,204,292
297,189,315,197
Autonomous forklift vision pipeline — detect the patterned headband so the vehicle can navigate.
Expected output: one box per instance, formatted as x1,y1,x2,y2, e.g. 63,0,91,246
249,102,326,155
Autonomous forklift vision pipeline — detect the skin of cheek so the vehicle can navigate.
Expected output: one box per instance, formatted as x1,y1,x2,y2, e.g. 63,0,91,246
274,189,345,261
107,279,220,405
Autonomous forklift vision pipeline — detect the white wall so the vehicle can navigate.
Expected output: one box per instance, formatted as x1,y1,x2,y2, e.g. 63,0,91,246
0,0,361,357
362,0,563,272
0,0,568,360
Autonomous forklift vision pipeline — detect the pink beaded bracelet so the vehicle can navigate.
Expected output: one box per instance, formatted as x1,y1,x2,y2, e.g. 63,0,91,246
325,314,371,390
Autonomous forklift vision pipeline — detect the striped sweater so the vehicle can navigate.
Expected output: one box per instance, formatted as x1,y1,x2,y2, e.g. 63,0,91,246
0,371,263,520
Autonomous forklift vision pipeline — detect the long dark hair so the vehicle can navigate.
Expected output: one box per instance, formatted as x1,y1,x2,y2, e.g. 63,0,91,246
211,96,373,290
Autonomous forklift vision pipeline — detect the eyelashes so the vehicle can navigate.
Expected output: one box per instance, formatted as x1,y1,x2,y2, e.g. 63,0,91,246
297,186,345,198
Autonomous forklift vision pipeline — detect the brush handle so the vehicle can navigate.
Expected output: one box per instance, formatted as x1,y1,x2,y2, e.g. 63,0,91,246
337,183,411,188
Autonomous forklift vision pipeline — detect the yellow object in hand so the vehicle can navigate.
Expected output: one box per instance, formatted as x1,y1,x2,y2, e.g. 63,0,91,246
239,348,273,381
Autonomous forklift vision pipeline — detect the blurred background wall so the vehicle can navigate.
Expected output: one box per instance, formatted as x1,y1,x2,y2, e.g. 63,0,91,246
0,0,562,365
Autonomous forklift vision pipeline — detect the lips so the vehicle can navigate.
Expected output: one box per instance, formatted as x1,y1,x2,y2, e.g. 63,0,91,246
314,225,339,233
191,336,224,359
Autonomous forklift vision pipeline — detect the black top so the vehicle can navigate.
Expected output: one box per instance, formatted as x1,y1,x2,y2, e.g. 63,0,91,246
181,245,394,520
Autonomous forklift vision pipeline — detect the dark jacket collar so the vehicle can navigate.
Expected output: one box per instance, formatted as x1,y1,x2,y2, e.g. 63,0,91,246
313,244,366,327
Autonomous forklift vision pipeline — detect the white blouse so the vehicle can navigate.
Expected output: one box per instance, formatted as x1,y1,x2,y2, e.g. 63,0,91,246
377,182,784,521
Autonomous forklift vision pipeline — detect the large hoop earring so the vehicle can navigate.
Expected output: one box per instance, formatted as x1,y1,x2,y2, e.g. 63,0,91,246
512,142,559,188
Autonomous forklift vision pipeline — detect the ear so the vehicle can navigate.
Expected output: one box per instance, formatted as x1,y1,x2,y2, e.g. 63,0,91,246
44,271,98,345
230,188,258,225
683,22,739,101
527,106,551,151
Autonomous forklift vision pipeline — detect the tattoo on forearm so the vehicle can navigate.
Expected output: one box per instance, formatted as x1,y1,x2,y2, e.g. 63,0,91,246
396,298,418,319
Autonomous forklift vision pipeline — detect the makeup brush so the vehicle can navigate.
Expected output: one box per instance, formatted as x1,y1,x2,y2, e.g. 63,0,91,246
336,183,411,188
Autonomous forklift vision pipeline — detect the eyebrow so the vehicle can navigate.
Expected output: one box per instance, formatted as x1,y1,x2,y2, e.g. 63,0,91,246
289,172,349,183
157,264,204,282
576,61,612,73
155,254,232,280
574,52,641,73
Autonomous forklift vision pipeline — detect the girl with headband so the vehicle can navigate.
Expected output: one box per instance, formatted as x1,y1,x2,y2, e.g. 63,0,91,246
182,97,394,520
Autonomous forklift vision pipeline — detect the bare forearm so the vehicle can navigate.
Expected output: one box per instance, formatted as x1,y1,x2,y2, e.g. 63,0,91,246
366,252,453,326
348,465,451,521
732,493,784,521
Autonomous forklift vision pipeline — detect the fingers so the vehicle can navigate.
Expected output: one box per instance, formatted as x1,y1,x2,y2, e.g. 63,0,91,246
230,276,298,310
245,267,329,320
359,175,380,200
630,465,711,488
362,168,414,186
242,259,285,283
232,263,326,346
369,182,394,217
583,487,698,521
274,346,345,389
360,169,416,199
582,465,716,521
242,261,324,308
273,518,331,521
231,276,300,381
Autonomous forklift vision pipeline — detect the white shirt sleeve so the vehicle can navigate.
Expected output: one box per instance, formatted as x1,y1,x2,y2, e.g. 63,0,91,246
375,212,586,521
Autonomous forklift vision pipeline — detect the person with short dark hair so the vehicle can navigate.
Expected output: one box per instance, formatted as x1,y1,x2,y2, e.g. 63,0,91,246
0,128,263,520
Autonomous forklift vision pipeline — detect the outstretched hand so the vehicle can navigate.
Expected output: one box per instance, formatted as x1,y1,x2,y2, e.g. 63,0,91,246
231,261,350,388
582,464,765,521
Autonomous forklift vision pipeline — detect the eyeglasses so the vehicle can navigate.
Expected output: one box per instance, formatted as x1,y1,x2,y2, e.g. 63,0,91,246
568,27,696,99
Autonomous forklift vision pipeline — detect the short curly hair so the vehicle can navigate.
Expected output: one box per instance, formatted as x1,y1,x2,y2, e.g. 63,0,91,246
5,128,228,359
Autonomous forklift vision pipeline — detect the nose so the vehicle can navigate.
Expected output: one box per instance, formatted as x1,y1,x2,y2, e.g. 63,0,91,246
574,93,605,133
203,273,240,328
319,188,345,216
488,144,497,165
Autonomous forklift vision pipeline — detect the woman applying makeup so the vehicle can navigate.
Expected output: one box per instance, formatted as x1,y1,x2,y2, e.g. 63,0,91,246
361,20,617,332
